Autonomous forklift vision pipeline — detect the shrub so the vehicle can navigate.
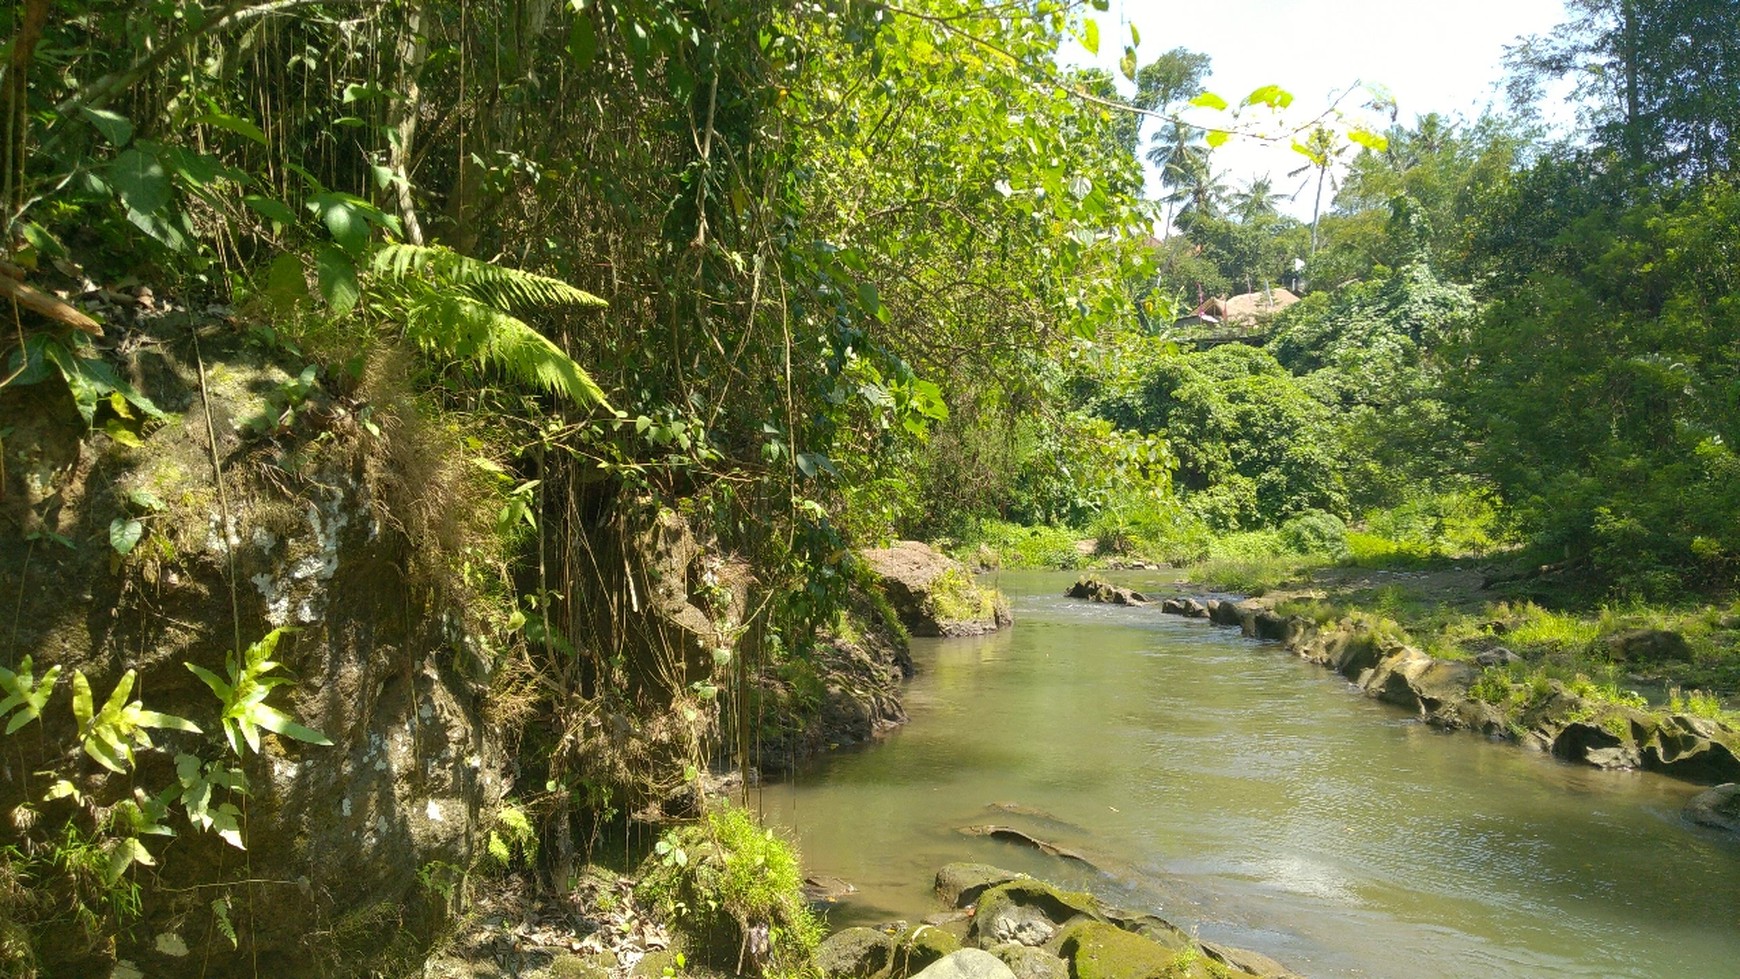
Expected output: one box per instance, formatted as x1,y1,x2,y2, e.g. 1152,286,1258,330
637,806,820,977
1278,509,1349,558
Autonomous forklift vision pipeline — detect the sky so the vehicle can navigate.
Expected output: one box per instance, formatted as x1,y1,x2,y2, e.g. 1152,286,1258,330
1065,0,1573,220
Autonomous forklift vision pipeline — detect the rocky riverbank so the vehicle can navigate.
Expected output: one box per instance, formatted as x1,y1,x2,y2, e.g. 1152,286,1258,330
1064,576,1740,792
816,864,1296,979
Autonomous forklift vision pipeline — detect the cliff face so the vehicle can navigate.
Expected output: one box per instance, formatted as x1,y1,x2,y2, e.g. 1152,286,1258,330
0,316,507,976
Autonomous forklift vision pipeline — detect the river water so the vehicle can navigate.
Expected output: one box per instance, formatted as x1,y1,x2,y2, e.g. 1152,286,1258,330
756,571,1740,978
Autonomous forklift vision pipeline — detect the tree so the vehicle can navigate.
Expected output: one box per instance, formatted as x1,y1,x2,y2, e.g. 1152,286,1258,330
1147,120,1211,235
1506,0,1740,179
1287,125,1349,261
1229,176,1287,223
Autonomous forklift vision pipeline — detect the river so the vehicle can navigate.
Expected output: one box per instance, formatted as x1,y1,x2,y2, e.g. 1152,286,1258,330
756,571,1740,978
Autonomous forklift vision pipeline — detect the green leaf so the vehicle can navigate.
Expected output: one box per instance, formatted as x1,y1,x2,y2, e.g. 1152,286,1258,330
107,148,172,215
72,671,94,731
1205,129,1230,149
1129,23,1140,47
1081,19,1099,55
569,12,598,68
127,488,167,512
311,194,370,254
193,111,268,146
1348,127,1389,152
316,245,361,315
110,517,144,555
1242,84,1294,109
1188,92,1228,111
265,252,308,307
126,206,190,252
1119,47,1137,83
252,705,333,746
244,195,299,227
81,107,134,147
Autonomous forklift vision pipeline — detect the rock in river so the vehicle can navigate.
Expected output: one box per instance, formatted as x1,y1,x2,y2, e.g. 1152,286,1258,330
860,541,1013,637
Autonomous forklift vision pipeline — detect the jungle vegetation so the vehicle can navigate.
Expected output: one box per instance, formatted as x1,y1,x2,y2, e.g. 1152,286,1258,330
0,0,1738,969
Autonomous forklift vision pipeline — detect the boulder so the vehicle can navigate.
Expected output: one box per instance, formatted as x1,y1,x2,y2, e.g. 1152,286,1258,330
1064,577,1148,606
987,944,1068,979
892,924,964,977
1604,628,1691,663
909,949,1019,979
860,541,1012,637
1199,940,1302,978
1474,647,1521,668
1208,599,1248,627
816,927,896,979
1057,922,1207,979
1245,610,1292,642
969,881,1102,949
1684,783,1740,833
936,863,1027,909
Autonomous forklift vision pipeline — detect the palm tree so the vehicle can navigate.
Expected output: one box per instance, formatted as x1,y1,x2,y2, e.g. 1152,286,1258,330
1229,176,1287,223
1171,155,1229,227
1287,125,1348,260
1146,120,1209,237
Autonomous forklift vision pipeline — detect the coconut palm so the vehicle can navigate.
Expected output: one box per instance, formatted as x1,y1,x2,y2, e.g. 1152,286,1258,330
1146,120,1209,236
1229,176,1288,223
1287,125,1349,260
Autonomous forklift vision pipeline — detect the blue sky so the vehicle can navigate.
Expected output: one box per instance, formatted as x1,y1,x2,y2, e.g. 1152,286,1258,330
1066,0,1573,219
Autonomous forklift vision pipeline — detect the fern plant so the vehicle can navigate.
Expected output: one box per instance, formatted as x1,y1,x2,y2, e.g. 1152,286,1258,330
0,655,61,734
186,628,333,756
370,244,612,411
71,670,201,774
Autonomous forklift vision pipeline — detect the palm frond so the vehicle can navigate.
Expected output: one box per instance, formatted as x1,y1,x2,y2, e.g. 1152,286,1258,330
372,244,611,411
373,243,607,313
402,291,610,411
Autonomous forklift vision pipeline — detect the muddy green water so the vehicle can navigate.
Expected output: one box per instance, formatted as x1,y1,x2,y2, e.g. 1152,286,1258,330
756,571,1740,978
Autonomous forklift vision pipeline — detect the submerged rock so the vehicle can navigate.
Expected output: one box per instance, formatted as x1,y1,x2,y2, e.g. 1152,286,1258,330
1684,783,1740,833
1064,577,1148,606
860,541,1012,637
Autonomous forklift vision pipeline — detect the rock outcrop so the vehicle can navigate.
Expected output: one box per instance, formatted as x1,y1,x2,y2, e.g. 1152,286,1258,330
1684,783,1740,833
860,541,1012,637
0,329,506,976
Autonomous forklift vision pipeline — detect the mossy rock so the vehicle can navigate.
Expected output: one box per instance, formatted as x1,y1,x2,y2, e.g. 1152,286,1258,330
631,950,680,979
893,924,964,977
970,881,1102,948
817,927,896,979
1057,922,1223,979
989,942,1069,979
550,951,617,979
936,863,1027,909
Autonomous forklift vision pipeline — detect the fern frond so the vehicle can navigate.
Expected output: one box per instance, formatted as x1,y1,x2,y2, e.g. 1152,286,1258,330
404,292,610,410
373,244,607,312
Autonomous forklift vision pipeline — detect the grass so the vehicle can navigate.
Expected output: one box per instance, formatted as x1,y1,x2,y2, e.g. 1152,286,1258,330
955,519,1089,570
